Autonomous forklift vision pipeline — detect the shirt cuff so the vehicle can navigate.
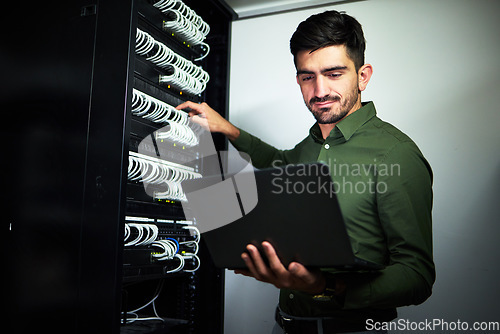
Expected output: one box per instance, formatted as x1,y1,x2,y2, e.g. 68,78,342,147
230,127,253,152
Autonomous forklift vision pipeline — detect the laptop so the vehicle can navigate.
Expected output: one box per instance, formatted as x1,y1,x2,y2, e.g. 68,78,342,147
183,162,384,270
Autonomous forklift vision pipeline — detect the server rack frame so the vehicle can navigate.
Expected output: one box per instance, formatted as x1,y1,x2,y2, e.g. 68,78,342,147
3,0,235,333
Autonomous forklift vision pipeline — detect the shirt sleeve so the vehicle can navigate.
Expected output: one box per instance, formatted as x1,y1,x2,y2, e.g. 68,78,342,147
230,128,299,168
338,140,435,310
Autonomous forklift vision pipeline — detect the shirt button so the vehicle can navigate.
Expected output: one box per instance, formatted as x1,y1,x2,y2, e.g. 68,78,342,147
324,144,330,149
289,293,294,299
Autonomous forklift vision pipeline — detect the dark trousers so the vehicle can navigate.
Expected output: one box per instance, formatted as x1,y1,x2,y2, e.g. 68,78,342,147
274,308,388,334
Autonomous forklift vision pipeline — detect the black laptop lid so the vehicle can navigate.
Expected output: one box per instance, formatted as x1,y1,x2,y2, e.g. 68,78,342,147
191,163,368,269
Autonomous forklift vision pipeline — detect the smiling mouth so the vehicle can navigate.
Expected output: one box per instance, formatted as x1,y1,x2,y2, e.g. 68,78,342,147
314,101,335,107
310,96,340,107
313,100,340,111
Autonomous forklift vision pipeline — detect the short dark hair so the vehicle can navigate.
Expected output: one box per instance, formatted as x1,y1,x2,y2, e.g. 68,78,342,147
290,10,366,71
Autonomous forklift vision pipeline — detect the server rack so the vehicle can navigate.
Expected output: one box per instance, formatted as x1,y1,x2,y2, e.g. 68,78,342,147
3,0,235,333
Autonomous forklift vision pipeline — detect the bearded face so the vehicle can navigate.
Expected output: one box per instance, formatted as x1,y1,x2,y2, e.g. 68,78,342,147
305,83,359,124
296,45,363,126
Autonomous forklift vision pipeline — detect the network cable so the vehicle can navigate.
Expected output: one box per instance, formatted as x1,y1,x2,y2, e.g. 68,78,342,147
153,0,210,60
122,280,165,324
135,29,209,94
123,218,201,274
127,151,202,201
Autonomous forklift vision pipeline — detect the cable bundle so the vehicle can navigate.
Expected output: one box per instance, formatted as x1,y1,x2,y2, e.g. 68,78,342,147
154,0,210,43
151,225,200,273
131,88,189,125
123,218,201,273
122,280,165,324
155,122,198,147
124,221,159,247
122,223,201,323
131,89,198,147
158,64,206,96
128,151,201,201
151,239,185,274
135,29,209,94
153,0,210,60
178,225,200,272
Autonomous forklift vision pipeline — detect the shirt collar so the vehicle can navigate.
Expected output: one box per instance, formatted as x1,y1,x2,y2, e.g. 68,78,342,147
309,101,377,143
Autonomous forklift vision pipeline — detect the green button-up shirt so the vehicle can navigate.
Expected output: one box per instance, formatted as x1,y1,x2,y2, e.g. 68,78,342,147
231,102,434,321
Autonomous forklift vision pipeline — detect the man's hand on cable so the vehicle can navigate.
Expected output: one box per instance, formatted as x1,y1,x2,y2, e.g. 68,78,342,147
235,241,327,295
176,102,330,296
176,101,240,141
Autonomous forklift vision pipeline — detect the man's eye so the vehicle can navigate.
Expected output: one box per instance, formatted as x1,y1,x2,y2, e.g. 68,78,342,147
329,73,341,78
302,76,313,81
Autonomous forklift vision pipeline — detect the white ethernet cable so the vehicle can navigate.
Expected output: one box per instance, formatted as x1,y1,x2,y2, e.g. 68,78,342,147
180,253,200,272
128,151,201,184
123,221,201,277
151,239,185,273
127,151,202,201
137,224,159,246
153,0,210,60
135,28,156,55
158,64,206,95
123,280,165,324
124,223,159,247
154,0,210,37
151,239,178,260
131,88,199,147
155,121,198,147
135,29,209,94
131,89,190,126
182,225,200,244
123,221,201,270
179,225,200,257
159,0,210,38
124,223,144,246
178,225,200,272
148,225,201,272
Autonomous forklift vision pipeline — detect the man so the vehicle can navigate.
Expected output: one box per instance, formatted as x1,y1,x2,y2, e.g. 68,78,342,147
177,10,434,334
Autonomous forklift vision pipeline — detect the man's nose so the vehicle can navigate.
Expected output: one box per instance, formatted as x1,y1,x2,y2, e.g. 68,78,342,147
313,76,329,98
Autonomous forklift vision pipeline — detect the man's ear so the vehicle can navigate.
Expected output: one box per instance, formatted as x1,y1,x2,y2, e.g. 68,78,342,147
358,64,373,92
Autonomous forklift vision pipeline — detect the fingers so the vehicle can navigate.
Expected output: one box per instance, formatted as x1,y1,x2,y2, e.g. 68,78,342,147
262,241,287,276
288,262,326,294
175,100,198,112
189,114,209,129
241,242,290,287
288,262,312,282
239,242,325,293
174,100,239,139
241,251,253,270
233,269,252,277
242,245,271,281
